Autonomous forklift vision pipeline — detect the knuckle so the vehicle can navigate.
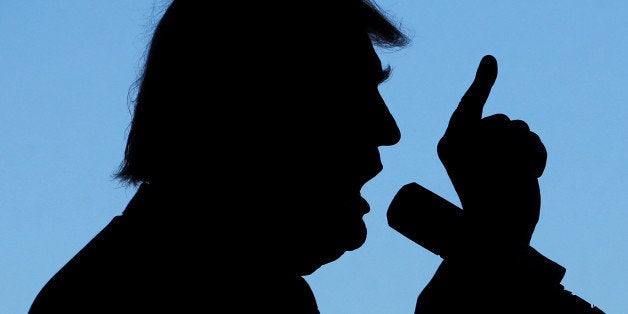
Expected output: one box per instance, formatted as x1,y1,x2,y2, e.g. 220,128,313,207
510,119,530,131
483,113,510,122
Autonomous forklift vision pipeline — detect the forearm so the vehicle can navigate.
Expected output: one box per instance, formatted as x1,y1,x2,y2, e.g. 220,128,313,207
415,248,604,313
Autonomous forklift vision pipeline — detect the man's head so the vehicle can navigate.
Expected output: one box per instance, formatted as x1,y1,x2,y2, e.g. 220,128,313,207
115,0,409,275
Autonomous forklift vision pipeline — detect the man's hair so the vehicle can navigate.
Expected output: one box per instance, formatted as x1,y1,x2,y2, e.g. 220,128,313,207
113,0,410,186
360,0,410,48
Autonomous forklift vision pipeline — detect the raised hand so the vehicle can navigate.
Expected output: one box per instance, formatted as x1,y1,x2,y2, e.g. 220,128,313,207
437,55,547,251
389,56,604,314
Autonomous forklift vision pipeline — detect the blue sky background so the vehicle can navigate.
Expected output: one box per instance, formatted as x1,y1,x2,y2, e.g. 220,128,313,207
2,1,626,313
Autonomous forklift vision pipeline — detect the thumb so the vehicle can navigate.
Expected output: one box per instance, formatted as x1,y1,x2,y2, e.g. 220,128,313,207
447,55,498,131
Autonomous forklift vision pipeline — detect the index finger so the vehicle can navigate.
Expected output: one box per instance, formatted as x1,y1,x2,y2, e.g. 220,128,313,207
448,55,498,130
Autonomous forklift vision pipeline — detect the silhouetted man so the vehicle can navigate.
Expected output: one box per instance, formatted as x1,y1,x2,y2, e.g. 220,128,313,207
29,1,409,312
29,1,604,313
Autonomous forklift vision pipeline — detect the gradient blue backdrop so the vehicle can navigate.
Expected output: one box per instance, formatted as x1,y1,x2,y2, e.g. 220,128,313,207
2,1,625,313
